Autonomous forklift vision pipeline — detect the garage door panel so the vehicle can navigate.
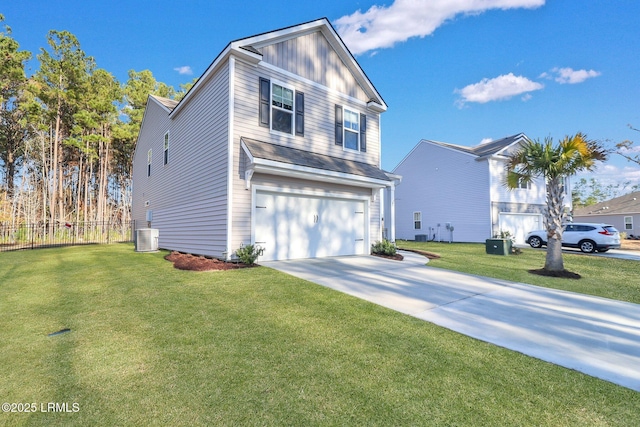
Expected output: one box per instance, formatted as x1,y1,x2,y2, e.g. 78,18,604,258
255,191,366,261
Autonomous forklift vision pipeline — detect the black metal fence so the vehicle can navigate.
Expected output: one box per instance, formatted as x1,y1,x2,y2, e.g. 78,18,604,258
0,221,134,252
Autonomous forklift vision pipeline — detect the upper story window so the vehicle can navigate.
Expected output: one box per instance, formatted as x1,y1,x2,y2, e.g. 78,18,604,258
335,105,367,152
259,77,304,137
516,177,531,189
163,132,169,165
147,149,152,177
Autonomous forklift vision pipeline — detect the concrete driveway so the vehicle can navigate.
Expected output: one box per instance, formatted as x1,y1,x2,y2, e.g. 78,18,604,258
262,251,640,392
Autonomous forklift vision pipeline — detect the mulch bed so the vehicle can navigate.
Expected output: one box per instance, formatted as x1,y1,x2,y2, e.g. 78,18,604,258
528,268,581,279
372,253,404,261
165,251,255,271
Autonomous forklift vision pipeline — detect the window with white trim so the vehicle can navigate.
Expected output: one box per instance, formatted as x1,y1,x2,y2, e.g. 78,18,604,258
334,105,367,152
414,212,422,230
625,216,633,230
163,132,169,165
147,149,152,177
259,78,304,136
516,177,531,189
343,108,359,150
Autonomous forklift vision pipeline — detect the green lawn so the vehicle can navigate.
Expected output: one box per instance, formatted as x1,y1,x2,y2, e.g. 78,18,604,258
1,244,638,426
398,240,640,304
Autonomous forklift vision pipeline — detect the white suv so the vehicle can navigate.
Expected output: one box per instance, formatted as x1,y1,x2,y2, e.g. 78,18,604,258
525,223,621,253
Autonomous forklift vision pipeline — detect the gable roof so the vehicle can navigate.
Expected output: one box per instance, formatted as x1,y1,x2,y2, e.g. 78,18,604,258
393,133,528,172
171,18,386,117
149,95,178,112
573,191,640,216
427,133,528,158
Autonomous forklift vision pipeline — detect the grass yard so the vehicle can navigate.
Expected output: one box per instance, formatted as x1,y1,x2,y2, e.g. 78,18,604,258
1,244,639,426
398,240,640,305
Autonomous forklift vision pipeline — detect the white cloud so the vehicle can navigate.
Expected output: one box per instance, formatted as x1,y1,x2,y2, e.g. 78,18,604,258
174,66,193,75
455,73,544,107
573,163,640,191
480,138,494,144
542,67,601,84
334,0,545,55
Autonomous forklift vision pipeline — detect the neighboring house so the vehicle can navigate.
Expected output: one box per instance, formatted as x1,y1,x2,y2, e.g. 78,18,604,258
132,18,399,261
572,191,640,237
391,133,567,244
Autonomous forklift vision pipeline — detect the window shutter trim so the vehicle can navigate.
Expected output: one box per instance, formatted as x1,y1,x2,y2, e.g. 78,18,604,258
295,91,304,136
335,105,343,146
360,113,367,152
259,77,270,128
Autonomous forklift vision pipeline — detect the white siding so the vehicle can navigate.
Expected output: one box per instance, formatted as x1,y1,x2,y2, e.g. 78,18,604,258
394,142,491,243
132,66,231,258
489,158,546,205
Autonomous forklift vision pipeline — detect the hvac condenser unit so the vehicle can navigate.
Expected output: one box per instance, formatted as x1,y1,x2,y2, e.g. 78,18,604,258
135,228,159,252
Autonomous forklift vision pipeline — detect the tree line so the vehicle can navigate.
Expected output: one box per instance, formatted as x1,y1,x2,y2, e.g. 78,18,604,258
0,15,194,227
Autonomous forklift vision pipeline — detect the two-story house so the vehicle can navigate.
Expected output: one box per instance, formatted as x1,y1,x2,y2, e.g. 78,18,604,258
132,18,399,261
392,134,560,244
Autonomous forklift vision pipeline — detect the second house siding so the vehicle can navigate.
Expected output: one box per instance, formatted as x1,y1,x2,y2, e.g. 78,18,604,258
394,142,491,242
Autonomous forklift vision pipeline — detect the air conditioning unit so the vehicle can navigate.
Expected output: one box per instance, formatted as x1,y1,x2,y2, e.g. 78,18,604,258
135,228,159,252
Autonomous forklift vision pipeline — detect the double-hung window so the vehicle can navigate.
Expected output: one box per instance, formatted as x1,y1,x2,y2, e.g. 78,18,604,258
259,78,304,136
147,149,152,177
343,108,360,150
335,105,367,152
625,216,633,230
272,83,294,134
414,212,422,230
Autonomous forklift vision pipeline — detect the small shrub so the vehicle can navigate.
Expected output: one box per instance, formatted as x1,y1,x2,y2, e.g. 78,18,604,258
235,244,263,265
371,239,397,256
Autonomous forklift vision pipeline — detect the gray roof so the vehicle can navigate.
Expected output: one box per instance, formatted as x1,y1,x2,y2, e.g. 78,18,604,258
573,191,640,216
241,137,392,182
427,133,528,158
150,95,179,111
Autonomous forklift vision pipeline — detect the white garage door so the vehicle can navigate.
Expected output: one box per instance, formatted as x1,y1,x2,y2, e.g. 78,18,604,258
499,213,543,244
254,191,367,261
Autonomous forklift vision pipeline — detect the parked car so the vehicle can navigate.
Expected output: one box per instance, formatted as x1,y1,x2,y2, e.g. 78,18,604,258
525,223,621,253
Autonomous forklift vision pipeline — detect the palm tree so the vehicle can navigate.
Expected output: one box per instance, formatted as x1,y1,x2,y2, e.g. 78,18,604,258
505,133,608,273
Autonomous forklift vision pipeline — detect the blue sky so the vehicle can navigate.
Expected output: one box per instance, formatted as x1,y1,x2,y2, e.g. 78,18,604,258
4,1,640,192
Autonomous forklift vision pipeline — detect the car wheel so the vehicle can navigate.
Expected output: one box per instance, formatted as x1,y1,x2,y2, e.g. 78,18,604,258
528,236,542,248
579,240,596,253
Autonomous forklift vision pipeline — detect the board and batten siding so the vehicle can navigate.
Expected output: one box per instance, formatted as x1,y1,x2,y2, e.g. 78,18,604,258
258,31,368,101
132,65,231,258
394,142,491,243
